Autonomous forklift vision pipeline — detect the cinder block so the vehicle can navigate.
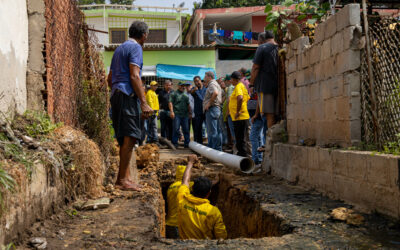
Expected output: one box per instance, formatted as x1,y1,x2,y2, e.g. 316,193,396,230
347,151,368,180
336,4,361,32
343,25,363,50
324,98,337,118
331,32,344,56
314,22,325,44
310,44,321,65
336,96,350,120
287,72,296,89
336,49,360,74
304,66,316,85
332,150,349,177
310,82,320,101
314,63,323,82
302,50,310,69
296,36,310,53
350,119,361,141
344,71,361,92
296,70,305,87
331,75,344,98
299,86,309,103
288,55,297,73
321,38,331,61
321,79,331,100
325,14,337,39
287,46,295,59
350,95,361,120
325,56,337,80
319,148,333,172
297,54,303,70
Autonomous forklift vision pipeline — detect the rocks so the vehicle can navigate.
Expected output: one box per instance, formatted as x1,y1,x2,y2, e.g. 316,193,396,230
330,207,364,226
29,237,47,249
73,197,111,211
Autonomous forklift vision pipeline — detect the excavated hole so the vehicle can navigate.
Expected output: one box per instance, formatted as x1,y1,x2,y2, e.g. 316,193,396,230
160,174,293,239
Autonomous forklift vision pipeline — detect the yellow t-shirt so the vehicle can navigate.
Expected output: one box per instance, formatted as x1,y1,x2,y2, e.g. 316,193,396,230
145,89,159,115
229,82,250,121
165,180,194,227
177,185,227,240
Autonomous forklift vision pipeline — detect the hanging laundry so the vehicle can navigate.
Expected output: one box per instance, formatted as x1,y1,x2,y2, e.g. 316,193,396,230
252,32,259,41
224,30,232,39
233,31,244,41
217,29,224,36
244,32,252,41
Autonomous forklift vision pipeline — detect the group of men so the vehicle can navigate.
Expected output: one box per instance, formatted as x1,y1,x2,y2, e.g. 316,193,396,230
107,19,278,215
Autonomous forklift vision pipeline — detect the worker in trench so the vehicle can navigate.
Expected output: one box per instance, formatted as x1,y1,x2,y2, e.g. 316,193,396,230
176,155,227,240
165,164,194,239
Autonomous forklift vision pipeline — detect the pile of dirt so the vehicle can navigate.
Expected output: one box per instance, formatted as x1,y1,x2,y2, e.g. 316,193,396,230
47,126,106,198
136,144,160,169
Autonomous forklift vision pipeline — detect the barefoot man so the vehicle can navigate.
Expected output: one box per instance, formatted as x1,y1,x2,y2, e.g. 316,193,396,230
107,21,153,191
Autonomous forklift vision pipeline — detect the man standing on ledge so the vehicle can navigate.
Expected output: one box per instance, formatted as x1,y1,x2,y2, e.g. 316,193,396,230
107,21,153,191
203,71,223,151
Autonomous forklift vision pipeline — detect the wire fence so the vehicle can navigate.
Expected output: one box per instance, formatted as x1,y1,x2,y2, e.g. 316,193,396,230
360,17,400,147
44,0,111,160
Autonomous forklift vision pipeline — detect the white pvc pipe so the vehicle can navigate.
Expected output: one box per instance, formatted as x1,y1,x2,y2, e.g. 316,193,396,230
189,141,255,174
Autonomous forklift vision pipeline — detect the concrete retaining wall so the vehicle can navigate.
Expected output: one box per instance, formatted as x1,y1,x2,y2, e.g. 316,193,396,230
271,143,400,219
286,4,363,147
0,0,29,116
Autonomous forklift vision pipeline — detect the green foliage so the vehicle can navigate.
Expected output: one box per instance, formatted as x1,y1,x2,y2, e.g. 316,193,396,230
65,209,78,217
23,111,62,138
382,133,400,155
195,0,283,9
1,243,16,250
3,143,34,178
265,0,330,35
77,0,105,5
109,0,134,5
0,165,16,212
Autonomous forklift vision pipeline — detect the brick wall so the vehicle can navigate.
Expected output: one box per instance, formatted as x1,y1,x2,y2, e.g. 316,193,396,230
286,4,363,147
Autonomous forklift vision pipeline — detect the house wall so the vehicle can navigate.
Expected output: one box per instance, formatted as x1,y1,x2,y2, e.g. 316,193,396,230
0,0,29,116
85,17,109,46
216,59,253,79
102,49,216,72
286,4,363,147
252,15,267,33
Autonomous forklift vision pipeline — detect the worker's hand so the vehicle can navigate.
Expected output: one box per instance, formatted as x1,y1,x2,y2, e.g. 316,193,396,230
235,112,241,120
170,111,175,119
140,103,153,119
204,103,210,111
187,154,198,164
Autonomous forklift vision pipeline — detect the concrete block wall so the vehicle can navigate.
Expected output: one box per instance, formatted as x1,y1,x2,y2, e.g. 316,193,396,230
272,144,400,219
286,4,362,147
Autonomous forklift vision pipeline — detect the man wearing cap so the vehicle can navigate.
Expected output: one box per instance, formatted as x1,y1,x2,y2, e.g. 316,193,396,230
169,81,192,148
145,81,159,143
203,71,223,151
107,21,152,191
250,31,279,132
229,71,250,157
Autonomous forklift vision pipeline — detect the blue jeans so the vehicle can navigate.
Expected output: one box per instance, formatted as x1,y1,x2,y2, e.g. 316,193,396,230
250,118,264,164
192,114,204,144
227,115,236,143
205,106,222,151
172,116,190,147
146,115,158,143
219,112,228,145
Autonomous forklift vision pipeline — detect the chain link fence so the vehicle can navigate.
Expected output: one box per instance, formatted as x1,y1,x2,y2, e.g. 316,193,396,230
361,17,400,147
44,0,111,160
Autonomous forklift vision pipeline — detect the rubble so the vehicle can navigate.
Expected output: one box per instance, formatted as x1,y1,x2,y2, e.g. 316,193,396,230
330,207,365,226
29,237,47,249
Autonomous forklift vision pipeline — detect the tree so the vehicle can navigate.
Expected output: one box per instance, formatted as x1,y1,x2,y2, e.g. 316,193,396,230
77,0,105,5
195,0,286,9
110,0,134,5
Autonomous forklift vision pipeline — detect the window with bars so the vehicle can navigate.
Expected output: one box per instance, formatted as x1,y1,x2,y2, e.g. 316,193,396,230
110,28,127,44
146,29,167,43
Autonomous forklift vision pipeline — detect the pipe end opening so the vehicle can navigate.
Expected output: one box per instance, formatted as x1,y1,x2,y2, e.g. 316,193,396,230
239,158,255,174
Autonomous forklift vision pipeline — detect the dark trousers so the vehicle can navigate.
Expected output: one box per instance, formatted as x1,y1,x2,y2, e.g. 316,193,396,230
160,110,173,140
192,114,204,144
233,119,249,157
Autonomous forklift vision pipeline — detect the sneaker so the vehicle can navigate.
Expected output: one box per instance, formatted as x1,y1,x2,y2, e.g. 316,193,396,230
252,164,263,174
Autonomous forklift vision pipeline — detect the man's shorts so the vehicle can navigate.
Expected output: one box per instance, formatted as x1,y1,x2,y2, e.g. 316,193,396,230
258,92,275,114
111,89,141,146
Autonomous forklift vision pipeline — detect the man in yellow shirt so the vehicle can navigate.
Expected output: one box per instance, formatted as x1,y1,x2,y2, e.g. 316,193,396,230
145,81,160,143
165,164,193,239
177,155,227,240
229,71,250,157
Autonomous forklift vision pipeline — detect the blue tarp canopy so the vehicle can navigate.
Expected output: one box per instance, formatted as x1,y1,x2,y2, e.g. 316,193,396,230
156,64,216,81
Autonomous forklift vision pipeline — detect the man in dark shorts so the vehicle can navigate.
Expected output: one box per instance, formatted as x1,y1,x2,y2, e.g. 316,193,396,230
107,21,153,191
250,31,278,131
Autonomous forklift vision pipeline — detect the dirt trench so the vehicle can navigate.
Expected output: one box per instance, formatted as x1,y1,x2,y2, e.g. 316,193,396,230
17,147,400,249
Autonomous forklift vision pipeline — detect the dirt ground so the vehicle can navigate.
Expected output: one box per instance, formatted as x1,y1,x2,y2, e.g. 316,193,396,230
17,147,400,249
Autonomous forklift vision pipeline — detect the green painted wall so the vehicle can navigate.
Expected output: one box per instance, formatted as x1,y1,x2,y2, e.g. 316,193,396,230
102,50,216,70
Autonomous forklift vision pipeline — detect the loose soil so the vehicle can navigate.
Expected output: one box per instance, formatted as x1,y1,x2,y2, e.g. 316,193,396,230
17,147,400,249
